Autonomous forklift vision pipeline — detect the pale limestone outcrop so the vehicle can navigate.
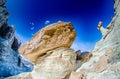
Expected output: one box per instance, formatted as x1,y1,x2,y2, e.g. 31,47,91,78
75,0,120,79
94,48,113,73
6,47,77,79
19,21,76,64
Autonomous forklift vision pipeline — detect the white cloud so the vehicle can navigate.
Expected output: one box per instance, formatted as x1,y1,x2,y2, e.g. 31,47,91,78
45,20,50,25
30,27,35,30
71,40,95,52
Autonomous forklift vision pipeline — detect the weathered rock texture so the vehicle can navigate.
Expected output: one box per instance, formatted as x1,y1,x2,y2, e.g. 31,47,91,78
7,47,77,79
69,71,86,79
73,0,120,79
0,0,33,78
19,21,76,64
94,48,113,73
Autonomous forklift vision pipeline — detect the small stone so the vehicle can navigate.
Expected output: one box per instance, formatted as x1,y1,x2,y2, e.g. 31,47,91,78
76,51,92,62
76,50,82,60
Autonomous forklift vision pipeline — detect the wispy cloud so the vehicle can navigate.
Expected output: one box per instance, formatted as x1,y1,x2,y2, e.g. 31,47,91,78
30,27,35,30
29,22,35,26
45,20,50,25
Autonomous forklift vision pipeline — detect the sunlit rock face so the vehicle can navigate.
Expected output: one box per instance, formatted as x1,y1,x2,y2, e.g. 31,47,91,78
19,21,76,64
0,0,33,78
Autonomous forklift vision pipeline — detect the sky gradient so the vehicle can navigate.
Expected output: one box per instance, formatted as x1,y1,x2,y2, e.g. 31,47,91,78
6,0,114,51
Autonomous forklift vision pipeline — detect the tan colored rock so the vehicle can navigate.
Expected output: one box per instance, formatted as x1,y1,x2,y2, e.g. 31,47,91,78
69,71,86,79
76,51,92,62
94,48,113,73
80,52,92,62
19,21,76,64
7,47,77,79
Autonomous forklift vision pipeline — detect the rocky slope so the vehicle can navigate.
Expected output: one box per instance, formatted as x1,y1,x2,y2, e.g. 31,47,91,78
5,0,120,79
0,0,33,79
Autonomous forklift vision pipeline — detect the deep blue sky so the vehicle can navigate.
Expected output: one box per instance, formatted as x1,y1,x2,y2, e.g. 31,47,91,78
6,0,114,51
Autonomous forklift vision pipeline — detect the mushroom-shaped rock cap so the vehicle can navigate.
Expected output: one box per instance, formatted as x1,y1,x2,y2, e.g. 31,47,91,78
19,21,76,64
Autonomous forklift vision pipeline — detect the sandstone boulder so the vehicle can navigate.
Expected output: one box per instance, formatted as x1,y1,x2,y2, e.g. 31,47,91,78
19,21,76,64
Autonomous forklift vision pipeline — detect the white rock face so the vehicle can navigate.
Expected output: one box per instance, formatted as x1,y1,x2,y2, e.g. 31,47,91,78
6,47,77,79
32,47,76,79
74,0,120,79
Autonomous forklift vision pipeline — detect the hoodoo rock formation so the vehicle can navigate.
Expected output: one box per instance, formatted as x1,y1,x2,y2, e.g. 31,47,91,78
4,0,120,79
6,21,77,79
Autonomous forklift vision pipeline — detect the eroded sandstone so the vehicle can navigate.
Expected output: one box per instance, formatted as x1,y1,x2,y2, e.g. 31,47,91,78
19,21,76,64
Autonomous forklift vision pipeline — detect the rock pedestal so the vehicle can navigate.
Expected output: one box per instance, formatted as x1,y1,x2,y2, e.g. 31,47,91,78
6,47,77,79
